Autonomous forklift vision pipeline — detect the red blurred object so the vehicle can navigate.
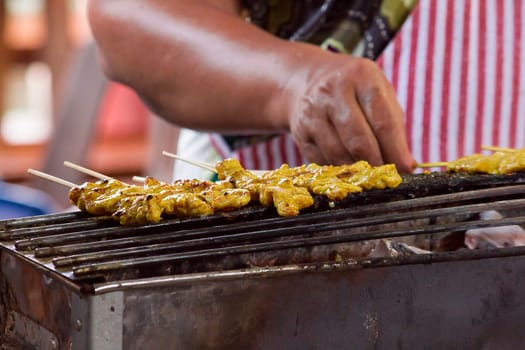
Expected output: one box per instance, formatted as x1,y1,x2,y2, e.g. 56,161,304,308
94,83,149,141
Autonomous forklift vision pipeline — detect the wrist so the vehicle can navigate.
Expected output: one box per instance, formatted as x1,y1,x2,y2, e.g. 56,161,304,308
261,42,322,131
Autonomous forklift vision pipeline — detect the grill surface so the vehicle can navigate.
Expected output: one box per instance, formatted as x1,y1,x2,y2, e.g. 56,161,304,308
2,172,525,291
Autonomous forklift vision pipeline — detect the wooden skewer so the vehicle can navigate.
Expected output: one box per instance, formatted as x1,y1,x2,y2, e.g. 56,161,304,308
27,169,77,188
480,145,518,153
63,161,129,185
162,150,269,176
132,176,147,183
64,161,115,180
415,161,449,169
161,150,217,173
132,175,172,184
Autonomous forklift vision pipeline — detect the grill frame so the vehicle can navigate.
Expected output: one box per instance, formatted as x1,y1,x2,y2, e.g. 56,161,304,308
3,243,525,349
2,171,525,348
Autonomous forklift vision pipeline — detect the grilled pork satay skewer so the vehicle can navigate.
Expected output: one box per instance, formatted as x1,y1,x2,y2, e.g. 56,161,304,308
31,165,140,219
73,173,250,225
417,146,518,169
27,168,130,216
68,165,252,224
418,146,518,168
417,150,525,174
417,157,498,173
27,169,163,224
30,157,405,225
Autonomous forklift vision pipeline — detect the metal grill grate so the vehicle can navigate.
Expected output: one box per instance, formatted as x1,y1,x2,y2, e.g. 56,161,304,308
2,172,525,288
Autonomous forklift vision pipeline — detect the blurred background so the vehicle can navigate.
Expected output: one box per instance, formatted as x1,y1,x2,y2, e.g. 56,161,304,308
0,0,179,218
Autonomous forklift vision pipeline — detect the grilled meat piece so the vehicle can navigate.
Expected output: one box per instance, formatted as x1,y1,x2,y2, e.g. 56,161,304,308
259,178,314,216
143,177,251,213
113,194,163,225
446,153,505,174
69,176,253,225
69,179,140,215
216,158,262,201
201,186,251,211
217,158,402,216
342,162,403,190
494,150,525,174
159,193,214,218
446,151,525,174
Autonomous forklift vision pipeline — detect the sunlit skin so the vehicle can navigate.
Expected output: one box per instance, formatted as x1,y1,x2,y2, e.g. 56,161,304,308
88,0,415,173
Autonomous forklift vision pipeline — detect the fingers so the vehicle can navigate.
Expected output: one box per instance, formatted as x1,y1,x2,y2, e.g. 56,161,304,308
355,64,415,173
329,94,383,166
293,105,383,166
292,94,376,165
297,141,327,164
291,113,330,164
289,56,415,172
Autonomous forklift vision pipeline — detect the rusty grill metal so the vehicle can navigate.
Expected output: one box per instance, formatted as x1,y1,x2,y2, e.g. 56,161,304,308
2,172,525,349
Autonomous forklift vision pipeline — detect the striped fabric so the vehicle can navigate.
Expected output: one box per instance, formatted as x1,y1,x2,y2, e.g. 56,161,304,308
212,133,308,172
380,0,525,166
177,0,525,179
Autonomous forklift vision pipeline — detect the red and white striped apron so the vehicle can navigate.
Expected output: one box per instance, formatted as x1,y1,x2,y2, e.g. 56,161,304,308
175,0,525,179
379,0,525,165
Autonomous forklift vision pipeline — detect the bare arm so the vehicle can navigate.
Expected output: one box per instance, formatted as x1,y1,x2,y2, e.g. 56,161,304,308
88,0,415,172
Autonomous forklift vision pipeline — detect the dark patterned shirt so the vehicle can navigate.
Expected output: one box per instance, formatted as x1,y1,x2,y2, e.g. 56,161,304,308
241,0,418,59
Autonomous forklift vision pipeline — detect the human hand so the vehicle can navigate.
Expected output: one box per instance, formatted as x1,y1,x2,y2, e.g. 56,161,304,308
287,53,415,173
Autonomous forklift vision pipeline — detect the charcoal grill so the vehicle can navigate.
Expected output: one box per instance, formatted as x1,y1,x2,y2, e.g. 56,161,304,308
2,172,525,349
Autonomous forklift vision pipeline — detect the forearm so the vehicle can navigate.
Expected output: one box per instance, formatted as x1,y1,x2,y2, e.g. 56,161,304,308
88,0,415,172
88,0,320,133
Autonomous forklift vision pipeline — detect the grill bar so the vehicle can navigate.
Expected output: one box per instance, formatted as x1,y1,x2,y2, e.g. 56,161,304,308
71,215,525,277
13,207,269,251
1,218,118,241
52,198,525,268
15,184,525,252
2,177,525,285
0,211,93,231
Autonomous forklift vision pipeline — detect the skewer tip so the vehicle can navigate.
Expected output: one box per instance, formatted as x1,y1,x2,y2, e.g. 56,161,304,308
132,176,147,183
161,150,217,173
480,145,518,153
415,162,449,169
27,168,78,188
